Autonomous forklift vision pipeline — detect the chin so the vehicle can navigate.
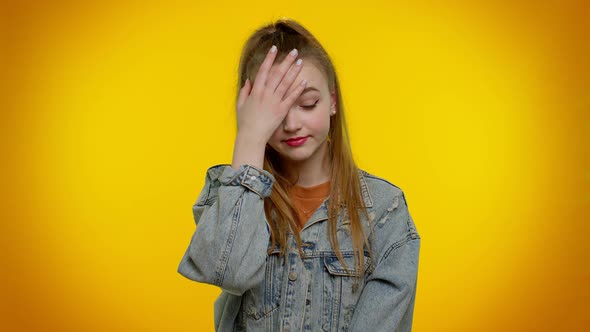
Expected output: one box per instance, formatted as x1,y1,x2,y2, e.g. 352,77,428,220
283,154,311,162
279,146,316,161
278,149,308,159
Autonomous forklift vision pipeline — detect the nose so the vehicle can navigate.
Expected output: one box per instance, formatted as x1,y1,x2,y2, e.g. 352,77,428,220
282,108,302,132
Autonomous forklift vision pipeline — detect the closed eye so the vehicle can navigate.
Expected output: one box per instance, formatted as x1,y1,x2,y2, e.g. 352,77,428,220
301,100,319,110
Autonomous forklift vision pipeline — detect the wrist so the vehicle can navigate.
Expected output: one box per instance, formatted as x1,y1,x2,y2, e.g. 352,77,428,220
235,131,268,147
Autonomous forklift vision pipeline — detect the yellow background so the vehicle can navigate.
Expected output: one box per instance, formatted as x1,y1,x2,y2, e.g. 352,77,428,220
3,1,588,331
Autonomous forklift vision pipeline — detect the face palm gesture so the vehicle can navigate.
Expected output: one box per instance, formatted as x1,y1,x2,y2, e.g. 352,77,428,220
236,46,308,144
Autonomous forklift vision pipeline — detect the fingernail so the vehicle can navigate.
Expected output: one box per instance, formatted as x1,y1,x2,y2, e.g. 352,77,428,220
290,48,298,57
270,45,277,53
296,59,302,66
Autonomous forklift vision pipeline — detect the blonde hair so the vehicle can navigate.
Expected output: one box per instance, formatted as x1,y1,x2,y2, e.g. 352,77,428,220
235,18,373,282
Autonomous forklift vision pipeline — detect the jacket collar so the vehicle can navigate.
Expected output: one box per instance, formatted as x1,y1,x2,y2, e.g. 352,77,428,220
357,169,374,208
301,169,373,232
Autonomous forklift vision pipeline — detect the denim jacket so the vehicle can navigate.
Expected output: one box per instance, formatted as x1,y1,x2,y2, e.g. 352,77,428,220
178,164,421,331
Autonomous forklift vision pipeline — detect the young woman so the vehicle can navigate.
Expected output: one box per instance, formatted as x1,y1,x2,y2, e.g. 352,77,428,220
178,19,421,332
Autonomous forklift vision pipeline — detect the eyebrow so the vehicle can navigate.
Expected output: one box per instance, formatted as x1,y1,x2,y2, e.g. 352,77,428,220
301,86,320,94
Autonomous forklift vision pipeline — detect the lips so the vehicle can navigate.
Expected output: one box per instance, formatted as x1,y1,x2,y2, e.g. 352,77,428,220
285,136,307,142
284,136,308,146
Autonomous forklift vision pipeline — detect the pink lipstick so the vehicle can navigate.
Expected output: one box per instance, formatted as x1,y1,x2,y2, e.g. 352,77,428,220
284,136,308,147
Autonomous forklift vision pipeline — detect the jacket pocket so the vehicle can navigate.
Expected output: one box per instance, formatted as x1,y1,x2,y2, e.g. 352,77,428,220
243,248,284,321
321,252,372,331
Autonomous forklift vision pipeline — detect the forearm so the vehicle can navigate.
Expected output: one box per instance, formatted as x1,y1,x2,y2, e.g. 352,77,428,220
177,164,275,295
349,237,421,332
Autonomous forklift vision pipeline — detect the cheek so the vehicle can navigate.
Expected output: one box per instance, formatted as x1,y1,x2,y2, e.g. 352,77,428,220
308,121,328,134
269,127,282,141
267,108,331,143
308,112,331,133
268,129,285,151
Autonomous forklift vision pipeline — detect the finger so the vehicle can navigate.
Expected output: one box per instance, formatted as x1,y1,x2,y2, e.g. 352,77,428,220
275,58,303,100
237,78,250,110
281,78,307,109
266,48,299,95
251,45,277,96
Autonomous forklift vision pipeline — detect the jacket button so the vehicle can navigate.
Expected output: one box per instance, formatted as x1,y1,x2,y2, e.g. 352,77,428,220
288,271,298,281
250,175,257,181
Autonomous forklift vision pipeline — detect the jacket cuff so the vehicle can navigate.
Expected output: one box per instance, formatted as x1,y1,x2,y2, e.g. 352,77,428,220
217,164,275,199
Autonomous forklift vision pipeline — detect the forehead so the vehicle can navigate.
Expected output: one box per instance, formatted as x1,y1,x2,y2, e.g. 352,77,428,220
271,61,327,93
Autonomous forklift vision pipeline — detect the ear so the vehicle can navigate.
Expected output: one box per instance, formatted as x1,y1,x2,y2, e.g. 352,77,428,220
330,91,337,114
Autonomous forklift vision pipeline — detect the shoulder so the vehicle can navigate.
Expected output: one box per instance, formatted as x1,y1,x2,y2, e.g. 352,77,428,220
358,168,406,209
358,168,418,253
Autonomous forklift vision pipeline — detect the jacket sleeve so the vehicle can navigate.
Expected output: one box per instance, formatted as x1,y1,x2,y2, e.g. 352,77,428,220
349,190,421,332
177,163,275,296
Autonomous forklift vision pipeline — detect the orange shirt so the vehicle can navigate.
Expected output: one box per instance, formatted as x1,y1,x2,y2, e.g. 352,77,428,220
288,180,331,232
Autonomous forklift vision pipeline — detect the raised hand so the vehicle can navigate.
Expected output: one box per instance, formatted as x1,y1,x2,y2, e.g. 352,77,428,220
236,45,308,145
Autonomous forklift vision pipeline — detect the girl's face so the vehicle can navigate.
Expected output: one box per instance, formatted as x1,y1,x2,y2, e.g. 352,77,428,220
266,60,337,164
